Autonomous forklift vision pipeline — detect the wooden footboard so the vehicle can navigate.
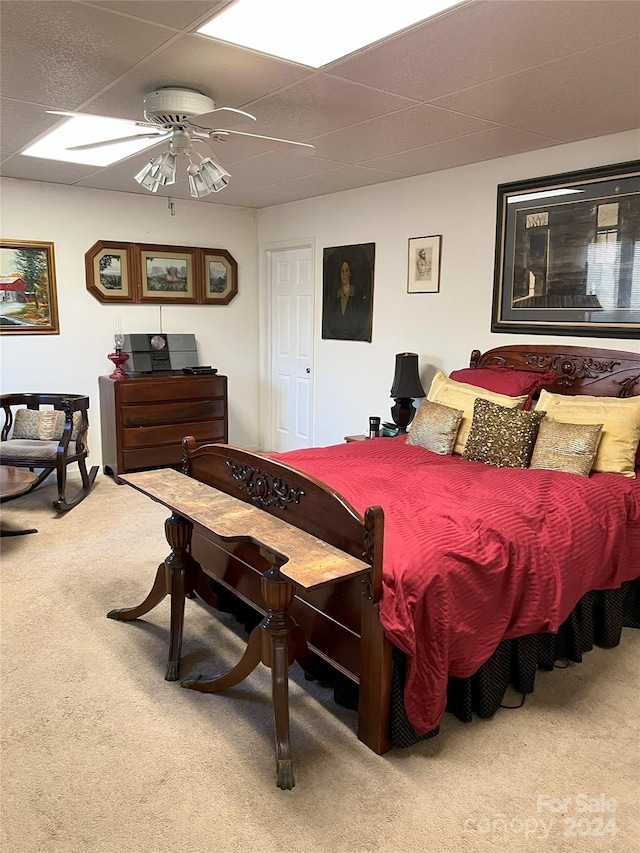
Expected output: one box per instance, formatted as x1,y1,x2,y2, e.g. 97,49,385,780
182,438,392,754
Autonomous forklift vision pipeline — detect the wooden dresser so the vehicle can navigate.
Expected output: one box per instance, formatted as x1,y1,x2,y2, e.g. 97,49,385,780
98,373,228,478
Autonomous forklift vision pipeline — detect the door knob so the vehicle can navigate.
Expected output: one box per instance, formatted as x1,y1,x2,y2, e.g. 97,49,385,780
306,368,310,373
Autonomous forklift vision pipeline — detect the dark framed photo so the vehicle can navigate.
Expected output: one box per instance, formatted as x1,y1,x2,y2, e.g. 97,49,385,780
407,235,442,293
322,243,375,342
85,240,137,303
492,160,640,339
0,239,59,335
201,248,238,305
138,244,197,303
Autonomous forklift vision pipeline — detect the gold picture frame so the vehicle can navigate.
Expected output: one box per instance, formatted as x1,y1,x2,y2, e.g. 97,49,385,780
0,239,59,335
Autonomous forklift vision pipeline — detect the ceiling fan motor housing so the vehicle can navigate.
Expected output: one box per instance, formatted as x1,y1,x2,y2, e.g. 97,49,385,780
143,88,215,127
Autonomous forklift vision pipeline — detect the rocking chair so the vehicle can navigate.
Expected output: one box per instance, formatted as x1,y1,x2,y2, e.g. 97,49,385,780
0,393,99,512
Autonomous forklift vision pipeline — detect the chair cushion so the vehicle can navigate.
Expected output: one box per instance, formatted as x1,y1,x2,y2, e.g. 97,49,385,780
12,408,82,442
1,439,78,462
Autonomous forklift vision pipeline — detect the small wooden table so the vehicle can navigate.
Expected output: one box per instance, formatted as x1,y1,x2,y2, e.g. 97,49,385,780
108,468,369,789
0,466,38,537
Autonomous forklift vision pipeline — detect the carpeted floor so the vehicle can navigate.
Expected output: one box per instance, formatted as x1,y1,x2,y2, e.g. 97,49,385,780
1,472,639,853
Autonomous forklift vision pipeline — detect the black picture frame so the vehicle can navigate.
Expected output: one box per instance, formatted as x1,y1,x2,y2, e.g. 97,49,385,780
322,243,375,342
491,160,640,339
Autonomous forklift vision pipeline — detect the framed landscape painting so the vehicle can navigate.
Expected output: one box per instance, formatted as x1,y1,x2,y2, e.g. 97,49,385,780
492,160,640,338
201,248,238,305
85,240,136,303
0,239,59,335
138,245,197,303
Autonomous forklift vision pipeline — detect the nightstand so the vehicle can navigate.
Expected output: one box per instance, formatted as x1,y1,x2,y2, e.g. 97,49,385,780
344,434,367,443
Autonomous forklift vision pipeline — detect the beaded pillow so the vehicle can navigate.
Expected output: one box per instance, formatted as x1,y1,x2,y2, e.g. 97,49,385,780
462,398,546,468
406,399,463,455
529,419,603,477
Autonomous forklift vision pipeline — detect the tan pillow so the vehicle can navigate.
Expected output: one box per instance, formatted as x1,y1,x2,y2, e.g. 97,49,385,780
535,390,640,478
11,408,83,442
530,419,603,477
407,399,463,455
462,398,546,468
427,370,527,455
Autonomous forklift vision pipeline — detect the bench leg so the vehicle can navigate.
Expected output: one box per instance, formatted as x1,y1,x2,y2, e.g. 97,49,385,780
182,549,303,790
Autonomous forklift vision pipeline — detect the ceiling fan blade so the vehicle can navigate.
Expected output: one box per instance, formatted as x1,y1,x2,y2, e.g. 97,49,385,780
66,132,168,151
209,128,315,153
187,106,256,130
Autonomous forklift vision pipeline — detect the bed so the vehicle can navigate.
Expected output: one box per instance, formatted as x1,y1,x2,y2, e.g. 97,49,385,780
116,344,640,760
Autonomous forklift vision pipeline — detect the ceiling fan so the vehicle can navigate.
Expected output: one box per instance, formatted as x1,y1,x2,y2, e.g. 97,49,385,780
48,88,316,197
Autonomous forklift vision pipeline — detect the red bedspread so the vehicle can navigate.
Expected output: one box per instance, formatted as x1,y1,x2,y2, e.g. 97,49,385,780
276,437,640,734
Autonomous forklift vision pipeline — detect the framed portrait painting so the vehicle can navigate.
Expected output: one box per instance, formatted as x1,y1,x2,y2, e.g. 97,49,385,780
138,245,197,303
322,243,375,342
492,160,640,338
407,235,442,293
85,240,137,303
0,239,59,335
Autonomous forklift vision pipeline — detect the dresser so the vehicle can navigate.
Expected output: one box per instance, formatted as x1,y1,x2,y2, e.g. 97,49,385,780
98,373,228,478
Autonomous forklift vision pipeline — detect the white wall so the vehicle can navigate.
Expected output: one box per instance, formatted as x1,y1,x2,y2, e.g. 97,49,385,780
0,180,260,463
258,131,640,447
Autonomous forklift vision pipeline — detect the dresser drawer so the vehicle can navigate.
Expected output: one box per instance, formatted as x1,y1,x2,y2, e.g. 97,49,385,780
120,399,225,427
116,375,225,404
121,419,226,449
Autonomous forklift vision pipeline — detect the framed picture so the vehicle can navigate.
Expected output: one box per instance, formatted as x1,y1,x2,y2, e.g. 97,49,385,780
492,160,640,338
85,240,137,303
138,245,197,303
201,248,238,305
322,243,375,342
0,239,59,335
407,235,442,293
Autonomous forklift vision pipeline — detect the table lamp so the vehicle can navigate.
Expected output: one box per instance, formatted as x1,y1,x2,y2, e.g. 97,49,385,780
389,352,425,432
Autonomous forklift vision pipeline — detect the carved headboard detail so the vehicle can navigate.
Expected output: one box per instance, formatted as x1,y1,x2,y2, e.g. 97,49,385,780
470,345,640,398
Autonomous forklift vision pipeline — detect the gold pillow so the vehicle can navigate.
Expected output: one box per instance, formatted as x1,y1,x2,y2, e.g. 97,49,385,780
10,408,82,442
427,370,527,455
407,399,463,455
530,419,602,477
462,398,546,468
535,390,640,478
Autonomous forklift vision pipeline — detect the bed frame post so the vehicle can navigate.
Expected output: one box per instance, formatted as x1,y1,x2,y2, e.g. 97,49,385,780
357,505,392,754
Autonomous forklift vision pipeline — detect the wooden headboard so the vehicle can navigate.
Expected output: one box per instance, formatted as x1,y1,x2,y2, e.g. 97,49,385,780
470,344,640,398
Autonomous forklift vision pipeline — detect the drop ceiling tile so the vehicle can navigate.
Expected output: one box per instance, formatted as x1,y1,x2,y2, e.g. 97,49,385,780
431,37,640,125
270,165,406,199
0,99,65,155
310,105,496,164
363,126,560,175
0,1,175,108
85,34,314,122
211,152,344,193
242,74,417,141
329,0,640,101
512,92,640,142
0,153,104,184
75,167,193,199
86,1,218,29
203,188,290,208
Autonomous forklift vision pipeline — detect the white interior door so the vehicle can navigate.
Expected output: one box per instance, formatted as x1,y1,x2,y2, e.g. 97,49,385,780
270,246,314,452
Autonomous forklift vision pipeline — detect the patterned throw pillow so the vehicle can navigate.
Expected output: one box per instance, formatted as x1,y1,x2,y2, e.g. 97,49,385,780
530,420,603,477
407,399,463,455
462,398,546,468
11,408,83,442
427,370,527,455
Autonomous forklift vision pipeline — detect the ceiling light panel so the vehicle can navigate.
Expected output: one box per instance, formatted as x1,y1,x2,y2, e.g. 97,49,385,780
198,0,463,68
22,116,163,166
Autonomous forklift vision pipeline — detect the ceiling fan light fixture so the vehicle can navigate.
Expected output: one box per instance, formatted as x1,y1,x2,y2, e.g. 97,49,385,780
134,160,162,192
199,158,231,193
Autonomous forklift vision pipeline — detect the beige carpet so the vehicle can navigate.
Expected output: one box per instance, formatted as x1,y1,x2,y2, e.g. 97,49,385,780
1,473,639,853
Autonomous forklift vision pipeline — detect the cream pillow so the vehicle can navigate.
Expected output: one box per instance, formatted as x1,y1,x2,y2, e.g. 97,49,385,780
535,390,640,478
427,370,527,455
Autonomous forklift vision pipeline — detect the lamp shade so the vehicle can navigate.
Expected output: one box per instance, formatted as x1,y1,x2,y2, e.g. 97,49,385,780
390,352,425,399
